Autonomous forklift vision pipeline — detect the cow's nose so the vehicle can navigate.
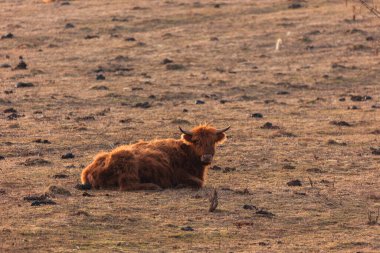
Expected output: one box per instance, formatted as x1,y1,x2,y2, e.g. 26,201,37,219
201,154,213,163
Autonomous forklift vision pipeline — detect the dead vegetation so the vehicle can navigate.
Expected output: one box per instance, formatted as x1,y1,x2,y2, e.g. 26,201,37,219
208,188,218,212
367,208,380,225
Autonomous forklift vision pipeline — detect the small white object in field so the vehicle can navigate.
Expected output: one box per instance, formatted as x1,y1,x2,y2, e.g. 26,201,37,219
275,38,283,51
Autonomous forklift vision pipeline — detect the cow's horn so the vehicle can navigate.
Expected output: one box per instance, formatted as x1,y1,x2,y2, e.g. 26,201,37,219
179,126,192,135
216,126,231,133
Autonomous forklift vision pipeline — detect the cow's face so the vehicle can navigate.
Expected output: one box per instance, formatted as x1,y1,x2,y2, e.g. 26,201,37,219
180,125,229,165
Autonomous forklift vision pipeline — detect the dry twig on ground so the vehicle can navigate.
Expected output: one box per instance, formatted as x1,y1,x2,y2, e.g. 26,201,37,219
357,0,380,18
209,189,218,212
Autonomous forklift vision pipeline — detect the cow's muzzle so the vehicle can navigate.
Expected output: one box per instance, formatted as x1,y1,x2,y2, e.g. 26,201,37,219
201,154,213,164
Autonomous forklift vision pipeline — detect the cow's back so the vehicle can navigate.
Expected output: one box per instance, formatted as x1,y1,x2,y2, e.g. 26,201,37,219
118,139,188,187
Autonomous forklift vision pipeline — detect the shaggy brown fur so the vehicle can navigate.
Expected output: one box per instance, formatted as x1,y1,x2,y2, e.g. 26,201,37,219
80,125,229,190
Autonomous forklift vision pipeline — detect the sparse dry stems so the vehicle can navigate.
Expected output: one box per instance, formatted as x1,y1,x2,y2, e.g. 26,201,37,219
349,0,380,19
308,177,314,187
367,208,380,225
209,189,218,212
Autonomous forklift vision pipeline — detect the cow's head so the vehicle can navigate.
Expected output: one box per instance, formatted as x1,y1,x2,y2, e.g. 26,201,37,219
180,124,230,165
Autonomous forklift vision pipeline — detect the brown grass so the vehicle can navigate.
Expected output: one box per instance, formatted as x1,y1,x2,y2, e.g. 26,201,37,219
1,0,380,252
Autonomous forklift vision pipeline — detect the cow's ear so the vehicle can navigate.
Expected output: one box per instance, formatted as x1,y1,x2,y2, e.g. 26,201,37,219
181,134,193,144
216,132,227,144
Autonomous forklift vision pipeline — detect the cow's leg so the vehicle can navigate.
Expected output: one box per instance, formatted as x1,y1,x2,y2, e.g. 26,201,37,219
182,175,204,188
118,175,162,191
120,182,162,191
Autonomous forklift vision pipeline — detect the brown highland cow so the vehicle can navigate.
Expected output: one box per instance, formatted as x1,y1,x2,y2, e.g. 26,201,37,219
80,124,230,190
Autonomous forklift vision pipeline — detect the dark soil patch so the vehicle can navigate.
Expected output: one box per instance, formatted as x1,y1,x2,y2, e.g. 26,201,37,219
370,147,380,155
31,199,57,206
120,118,132,124
4,108,17,113
210,166,236,173
34,139,51,144
24,194,57,206
7,113,23,120
15,60,27,70
161,58,173,64
351,44,371,51
166,63,185,70
251,113,263,118
62,153,75,159
181,226,194,231
133,102,151,108
261,122,280,129
255,209,275,218
65,23,75,29
96,74,106,80
243,204,257,210
210,165,222,171
84,35,100,39
283,164,296,170
350,95,372,101
73,210,90,216
15,82,34,88
327,139,347,146
289,3,302,9
330,121,351,127
287,179,302,186
223,167,236,173
1,33,14,39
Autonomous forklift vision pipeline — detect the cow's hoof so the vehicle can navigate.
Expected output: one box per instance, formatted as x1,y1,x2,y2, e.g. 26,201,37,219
75,183,92,190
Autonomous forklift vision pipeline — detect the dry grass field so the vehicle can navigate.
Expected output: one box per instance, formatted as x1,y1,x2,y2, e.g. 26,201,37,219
1,0,380,252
